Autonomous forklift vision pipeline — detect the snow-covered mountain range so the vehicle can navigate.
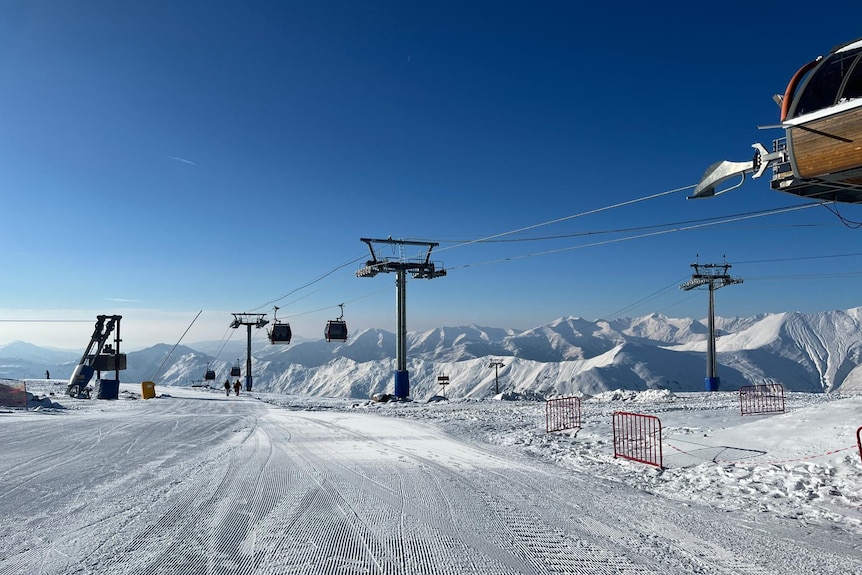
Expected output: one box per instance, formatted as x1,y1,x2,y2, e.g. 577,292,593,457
3,308,862,399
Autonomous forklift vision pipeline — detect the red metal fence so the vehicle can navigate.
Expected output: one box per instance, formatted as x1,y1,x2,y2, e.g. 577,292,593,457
612,411,663,468
545,396,581,433
739,383,786,416
0,380,27,407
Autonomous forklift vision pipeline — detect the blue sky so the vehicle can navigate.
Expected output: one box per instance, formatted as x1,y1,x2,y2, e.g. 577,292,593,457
3,1,862,350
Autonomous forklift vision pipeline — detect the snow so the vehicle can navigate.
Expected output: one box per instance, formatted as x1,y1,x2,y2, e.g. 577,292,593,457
3,379,859,573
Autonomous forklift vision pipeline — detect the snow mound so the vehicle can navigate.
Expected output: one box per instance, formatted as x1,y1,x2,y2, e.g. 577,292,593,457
590,388,677,402
493,390,546,401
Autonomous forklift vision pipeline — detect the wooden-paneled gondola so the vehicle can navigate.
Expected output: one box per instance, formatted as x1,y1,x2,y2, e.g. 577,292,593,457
692,37,862,203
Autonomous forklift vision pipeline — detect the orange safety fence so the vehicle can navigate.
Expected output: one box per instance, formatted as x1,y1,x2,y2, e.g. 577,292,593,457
612,411,663,468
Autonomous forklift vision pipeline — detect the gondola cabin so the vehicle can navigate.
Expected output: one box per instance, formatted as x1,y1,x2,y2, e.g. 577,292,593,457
269,323,292,344
230,363,241,377
324,320,348,342
204,369,216,381
692,37,862,203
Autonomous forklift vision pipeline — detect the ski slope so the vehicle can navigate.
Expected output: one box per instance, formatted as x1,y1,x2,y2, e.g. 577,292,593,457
1,385,860,574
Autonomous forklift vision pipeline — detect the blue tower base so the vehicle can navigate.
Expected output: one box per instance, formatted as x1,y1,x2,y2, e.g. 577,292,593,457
96,379,119,400
705,377,720,392
394,370,410,398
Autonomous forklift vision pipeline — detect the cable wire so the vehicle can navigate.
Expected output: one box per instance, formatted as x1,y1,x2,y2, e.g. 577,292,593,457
446,203,821,271
150,310,202,382
433,184,696,254
249,252,367,312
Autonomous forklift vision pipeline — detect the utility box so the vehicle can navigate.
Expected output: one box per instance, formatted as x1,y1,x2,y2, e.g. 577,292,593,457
141,381,156,400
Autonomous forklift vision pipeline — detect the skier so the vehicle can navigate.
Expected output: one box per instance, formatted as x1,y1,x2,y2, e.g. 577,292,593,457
224,379,231,396
233,380,241,396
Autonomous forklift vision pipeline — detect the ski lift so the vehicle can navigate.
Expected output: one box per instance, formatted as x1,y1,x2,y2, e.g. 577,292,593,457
692,37,862,203
325,303,348,342
268,306,292,344
230,359,241,378
204,363,216,381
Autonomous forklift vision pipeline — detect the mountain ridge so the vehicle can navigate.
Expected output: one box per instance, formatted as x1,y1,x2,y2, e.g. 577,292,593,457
3,309,862,398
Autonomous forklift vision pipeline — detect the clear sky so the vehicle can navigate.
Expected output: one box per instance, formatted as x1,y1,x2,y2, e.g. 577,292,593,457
3,1,862,351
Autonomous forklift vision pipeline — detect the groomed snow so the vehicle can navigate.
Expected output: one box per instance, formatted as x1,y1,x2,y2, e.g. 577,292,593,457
2,381,860,574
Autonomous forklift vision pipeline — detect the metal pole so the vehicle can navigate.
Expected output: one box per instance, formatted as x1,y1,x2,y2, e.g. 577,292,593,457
705,282,720,391
488,360,504,394
114,317,121,383
395,267,409,397
707,283,716,379
396,268,407,372
246,323,253,392
495,364,500,394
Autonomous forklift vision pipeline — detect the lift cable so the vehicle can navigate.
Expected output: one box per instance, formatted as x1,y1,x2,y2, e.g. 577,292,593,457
604,256,862,321
235,187,840,332
249,252,368,312
601,276,692,320
444,203,822,271
241,188,831,326
275,287,390,319
211,323,239,361
407,203,837,246
149,310,202,382
735,251,862,265
431,184,697,255
745,271,862,281
0,319,92,323
822,202,862,228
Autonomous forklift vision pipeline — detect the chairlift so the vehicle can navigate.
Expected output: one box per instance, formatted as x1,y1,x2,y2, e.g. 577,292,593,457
230,359,241,378
325,303,348,342
268,306,292,344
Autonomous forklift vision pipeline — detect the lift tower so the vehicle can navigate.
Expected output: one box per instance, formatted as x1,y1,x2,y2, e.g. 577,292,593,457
488,359,505,395
67,315,126,398
680,260,743,392
357,238,446,398
229,313,268,392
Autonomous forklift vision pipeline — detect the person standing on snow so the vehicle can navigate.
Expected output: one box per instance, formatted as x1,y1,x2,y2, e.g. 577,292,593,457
224,379,231,396
233,380,241,396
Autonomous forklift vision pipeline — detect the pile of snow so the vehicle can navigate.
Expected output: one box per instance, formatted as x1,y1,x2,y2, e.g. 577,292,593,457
493,390,546,401
591,388,677,402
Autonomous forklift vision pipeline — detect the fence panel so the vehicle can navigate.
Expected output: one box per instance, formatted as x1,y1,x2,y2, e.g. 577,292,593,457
0,380,27,407
545,396,581,433
612,411,663,468
739,383,786,416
